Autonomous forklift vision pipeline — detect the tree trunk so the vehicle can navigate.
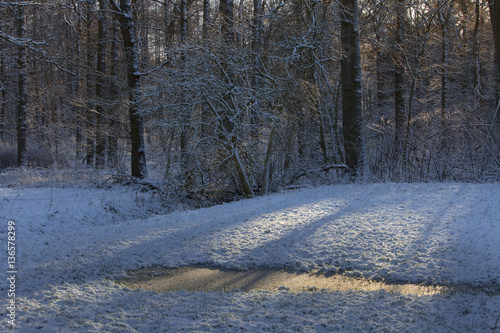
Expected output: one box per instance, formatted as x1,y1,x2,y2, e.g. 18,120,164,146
218,0,253,197
0,32,6,143
393,0,405,163
138,0,150,66
164,0,174,45
16,4,27,167
202,0,210,39
95,0,108,168
473,0,482,107
319,113,328,164
441,31,448,118
180,0,187,44
200,0,212,136
111,0,147,179
374,21,388,111
108,20,120,167
178,0,191,181
73,5,85,163
262,128,276,195
339,0,364,174
331,70,343,164
220,0,234,44
231,139,254,197
488,0,500,118
252,0,262,53
251,0,263,140
85,2,95,167
439,0,451,119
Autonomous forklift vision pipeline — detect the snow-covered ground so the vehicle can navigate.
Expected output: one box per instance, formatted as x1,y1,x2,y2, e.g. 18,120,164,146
1,183,500,332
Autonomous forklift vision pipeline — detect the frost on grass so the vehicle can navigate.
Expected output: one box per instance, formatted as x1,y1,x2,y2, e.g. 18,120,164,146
1,183,500,331
14,282,500,332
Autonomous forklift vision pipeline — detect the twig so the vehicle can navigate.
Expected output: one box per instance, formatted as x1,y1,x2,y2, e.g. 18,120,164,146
492,312,500,332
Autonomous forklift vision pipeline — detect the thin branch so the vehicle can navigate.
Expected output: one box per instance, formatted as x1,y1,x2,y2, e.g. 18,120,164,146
413,124,497,150
137,60,171,76
0,1,44,6
107,0,121,15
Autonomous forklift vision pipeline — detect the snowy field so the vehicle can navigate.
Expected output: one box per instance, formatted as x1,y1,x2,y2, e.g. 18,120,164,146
1,182,500,332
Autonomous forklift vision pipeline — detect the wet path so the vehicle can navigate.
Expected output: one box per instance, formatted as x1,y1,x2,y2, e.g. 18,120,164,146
118,265,447,296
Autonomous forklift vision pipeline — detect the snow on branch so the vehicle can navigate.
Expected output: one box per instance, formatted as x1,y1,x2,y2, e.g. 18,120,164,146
0,1,44,6
289,164,348,184
0,30,77,76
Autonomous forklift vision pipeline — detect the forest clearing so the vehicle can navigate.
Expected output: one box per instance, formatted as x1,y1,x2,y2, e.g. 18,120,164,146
1,182,499,331
2,0,500,331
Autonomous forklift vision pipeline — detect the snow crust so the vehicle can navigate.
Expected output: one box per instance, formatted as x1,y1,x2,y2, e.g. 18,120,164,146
1,183,499,331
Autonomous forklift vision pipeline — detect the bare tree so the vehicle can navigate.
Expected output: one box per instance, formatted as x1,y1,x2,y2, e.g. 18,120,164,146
340,0,364,174
109,0,147,178
0,15,8,143
488,0,500,120
393,0,405,164
218,0,254,197
16,3,27,167
438,0,453,118
202,0,210,39
95,0,108,168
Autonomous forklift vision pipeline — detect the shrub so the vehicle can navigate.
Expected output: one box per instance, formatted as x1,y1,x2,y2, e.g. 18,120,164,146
0,145,68,170
0,146,16,169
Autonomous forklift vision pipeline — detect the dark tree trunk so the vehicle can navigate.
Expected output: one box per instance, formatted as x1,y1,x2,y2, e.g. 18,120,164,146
473,0,482,106
66,8,84,163
374,20,388,111
200,0,212,136
164,0,174,45
394,64,405,153
110,0,147,179
441,28,448,117
262,127,276,195
251,0,263,139
202,0,210,39
0,32,6,143
95,0,108,168
16,4,27,167
393,0,405,161
108,20,120,167
376,48,387,110
319,113,328,164
179,0,189,174
180,0,187,44
439,1,451,119
252,0,263,54
220,0,234,44
85,2,95,167
340,0,364,174
488,0,500,117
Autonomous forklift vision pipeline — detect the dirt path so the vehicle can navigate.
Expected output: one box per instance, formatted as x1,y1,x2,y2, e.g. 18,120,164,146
117,266,445,296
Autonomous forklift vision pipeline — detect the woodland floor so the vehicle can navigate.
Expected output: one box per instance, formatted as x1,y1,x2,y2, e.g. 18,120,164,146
1,181,500,332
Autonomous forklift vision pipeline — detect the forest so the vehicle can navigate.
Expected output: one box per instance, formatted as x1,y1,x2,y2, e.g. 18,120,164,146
2,2,500,331
1,0,500,200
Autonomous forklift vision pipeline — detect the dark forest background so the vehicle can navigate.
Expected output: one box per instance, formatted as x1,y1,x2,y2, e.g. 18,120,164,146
1,0,500,202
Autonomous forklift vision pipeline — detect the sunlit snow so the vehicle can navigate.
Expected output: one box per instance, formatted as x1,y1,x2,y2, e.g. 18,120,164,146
1,183,499,331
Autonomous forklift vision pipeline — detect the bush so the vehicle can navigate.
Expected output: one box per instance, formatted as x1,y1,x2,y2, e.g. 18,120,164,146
0,145,68,170
0,146,16,169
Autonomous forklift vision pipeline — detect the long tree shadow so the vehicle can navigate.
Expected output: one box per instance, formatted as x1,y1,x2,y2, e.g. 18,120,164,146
19,186,360,292
19,183,500,295
15,184,500,333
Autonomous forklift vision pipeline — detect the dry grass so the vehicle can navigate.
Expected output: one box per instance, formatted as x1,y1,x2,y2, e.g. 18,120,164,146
0,167,109,188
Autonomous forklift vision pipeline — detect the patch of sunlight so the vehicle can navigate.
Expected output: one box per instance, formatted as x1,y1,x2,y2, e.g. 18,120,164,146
117,266,445,296
211,198,349,255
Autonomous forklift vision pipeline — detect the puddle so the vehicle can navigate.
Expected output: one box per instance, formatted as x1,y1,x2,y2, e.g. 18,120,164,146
117,266,446,296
